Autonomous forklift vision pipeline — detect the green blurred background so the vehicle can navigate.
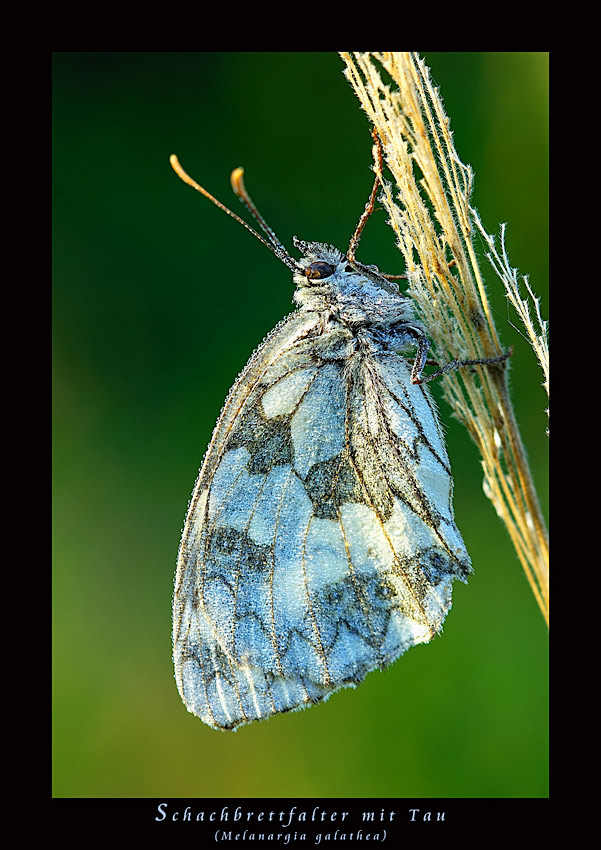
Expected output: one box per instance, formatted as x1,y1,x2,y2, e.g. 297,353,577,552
52,52,548,798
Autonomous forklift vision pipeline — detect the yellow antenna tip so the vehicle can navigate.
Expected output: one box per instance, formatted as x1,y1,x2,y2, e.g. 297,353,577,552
170,154,188,182
230,167,245,193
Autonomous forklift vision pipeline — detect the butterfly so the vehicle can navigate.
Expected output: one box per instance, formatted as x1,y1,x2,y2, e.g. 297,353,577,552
170,149,505,730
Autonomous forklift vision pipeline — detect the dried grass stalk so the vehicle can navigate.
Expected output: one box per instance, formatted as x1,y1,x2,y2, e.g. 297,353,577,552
341,51,549,625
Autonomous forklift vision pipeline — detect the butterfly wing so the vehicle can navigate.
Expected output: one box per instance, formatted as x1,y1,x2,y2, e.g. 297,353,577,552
173,314,470,730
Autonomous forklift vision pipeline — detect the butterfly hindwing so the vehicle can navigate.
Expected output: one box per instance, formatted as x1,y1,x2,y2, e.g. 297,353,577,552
173,311,469,730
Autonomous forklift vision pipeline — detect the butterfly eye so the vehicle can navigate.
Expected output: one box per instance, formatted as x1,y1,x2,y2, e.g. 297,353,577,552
305,261,335,281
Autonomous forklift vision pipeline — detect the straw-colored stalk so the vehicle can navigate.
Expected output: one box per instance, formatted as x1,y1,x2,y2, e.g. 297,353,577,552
341,52,549,625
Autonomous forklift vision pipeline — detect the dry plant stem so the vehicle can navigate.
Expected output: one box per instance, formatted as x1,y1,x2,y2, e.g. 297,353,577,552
341,51,548,625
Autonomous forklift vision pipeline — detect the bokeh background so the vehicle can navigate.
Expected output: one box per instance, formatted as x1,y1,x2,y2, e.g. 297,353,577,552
53,52,548,798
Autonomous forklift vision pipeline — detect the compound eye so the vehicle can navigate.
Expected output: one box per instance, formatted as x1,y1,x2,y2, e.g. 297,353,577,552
305,261,335,281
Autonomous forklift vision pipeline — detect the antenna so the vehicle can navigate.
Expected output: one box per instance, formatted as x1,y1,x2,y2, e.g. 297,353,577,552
170,155,302,273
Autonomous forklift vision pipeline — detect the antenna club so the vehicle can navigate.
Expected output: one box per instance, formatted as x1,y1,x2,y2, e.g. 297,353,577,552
230,167,245,193
170,154,196,188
